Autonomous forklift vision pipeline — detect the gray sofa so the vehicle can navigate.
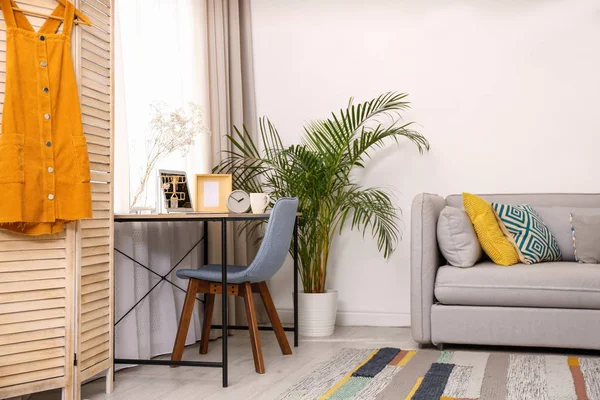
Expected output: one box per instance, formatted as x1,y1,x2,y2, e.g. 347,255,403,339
411,193,600,350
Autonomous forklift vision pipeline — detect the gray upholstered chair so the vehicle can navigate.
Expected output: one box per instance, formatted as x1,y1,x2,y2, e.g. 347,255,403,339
171,197,299,373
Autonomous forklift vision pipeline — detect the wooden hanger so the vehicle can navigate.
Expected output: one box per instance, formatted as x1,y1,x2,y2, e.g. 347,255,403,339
4,0,92,26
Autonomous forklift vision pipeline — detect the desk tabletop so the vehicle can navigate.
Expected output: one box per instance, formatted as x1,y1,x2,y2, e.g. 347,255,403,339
114,212,300,222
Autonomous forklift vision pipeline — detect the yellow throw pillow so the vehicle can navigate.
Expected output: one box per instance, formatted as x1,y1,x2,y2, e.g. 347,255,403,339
462,193,519,266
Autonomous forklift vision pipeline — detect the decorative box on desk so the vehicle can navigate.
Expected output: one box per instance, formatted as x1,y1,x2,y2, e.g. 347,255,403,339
195,174,232,212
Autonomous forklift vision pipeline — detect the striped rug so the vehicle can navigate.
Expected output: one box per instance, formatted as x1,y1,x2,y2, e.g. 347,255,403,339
276,348,600,400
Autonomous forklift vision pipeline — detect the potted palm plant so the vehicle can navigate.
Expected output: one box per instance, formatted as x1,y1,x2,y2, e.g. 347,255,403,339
214,92,429,336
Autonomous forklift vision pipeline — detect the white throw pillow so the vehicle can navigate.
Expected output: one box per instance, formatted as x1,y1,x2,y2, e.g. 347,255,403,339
437,207,482,267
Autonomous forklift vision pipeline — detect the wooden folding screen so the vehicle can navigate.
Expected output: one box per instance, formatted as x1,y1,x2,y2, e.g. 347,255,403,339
0,1,114,399
74,0,113,396
0,228,75,399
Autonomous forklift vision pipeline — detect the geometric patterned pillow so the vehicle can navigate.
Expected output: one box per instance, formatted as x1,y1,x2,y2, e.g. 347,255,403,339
491,203,562,264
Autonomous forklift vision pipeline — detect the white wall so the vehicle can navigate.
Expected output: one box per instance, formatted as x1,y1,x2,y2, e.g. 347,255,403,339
250,0,600,326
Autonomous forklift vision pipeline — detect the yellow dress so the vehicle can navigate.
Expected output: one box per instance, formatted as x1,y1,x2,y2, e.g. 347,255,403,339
0,0,92,235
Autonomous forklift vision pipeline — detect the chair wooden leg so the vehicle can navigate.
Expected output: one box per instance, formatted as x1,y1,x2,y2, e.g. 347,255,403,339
243,282,265,374
257,281,292,355
199,293,215,354
171,279,199,367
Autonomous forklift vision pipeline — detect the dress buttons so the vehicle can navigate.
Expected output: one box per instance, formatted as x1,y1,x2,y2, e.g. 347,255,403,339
44,113,50,120
47,167,54,173
43,87,49,93
45,141,52,147
39,35,45,41
48,194,54,200
40,61,47,67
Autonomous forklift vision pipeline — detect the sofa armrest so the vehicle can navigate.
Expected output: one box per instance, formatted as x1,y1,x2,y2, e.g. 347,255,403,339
411,193,446,344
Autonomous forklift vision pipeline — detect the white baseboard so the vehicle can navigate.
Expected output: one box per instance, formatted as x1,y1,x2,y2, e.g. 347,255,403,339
278,309,410,327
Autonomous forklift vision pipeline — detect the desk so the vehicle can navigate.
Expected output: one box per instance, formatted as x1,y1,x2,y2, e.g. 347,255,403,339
113,212,299,387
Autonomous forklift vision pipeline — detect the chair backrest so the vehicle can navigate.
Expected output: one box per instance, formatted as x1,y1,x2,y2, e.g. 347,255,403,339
243,197,299,283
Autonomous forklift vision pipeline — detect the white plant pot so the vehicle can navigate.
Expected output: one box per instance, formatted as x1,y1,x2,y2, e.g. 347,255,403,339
297,291,338,337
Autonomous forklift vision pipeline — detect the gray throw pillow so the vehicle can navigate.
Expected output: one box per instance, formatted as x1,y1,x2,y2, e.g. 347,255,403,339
534,207,600,261
570,213,600,264
437,207,482,267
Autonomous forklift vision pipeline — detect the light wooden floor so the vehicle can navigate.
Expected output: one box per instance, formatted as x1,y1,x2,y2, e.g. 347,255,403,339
31,326,418,400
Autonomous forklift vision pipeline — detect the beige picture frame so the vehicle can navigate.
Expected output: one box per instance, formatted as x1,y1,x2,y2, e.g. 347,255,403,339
195,174,233,212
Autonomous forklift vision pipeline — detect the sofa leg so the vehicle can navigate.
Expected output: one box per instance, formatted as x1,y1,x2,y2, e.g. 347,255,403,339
436,343,445,351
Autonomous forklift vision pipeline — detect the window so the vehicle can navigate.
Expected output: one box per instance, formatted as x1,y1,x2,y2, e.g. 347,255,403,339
114,0,211,213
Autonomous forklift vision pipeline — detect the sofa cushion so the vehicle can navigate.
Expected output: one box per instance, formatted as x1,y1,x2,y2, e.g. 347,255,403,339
533,207,600,261
491,203,562,264
462,193,519,266
571,213,600,264
435,261,600,309
437,207,482,267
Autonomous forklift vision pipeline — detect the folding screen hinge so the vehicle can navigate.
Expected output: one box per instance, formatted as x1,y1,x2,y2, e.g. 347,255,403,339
74,353,78,367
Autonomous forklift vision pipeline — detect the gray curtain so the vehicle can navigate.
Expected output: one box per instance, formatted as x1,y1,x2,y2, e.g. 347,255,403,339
207,0,258,142
206,0,266,329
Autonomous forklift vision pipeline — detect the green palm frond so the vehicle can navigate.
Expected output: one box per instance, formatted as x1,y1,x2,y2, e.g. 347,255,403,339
214,93,429,293
337,186,400,258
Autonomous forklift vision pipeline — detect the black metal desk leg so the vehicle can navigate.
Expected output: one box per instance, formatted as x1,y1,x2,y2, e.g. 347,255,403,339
203,221,209,265
203,221,209,315
221,218,228,388
293,217,299,347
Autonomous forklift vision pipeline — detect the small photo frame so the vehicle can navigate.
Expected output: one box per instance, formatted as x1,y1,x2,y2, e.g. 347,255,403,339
158,170,194,213
195,174,232,212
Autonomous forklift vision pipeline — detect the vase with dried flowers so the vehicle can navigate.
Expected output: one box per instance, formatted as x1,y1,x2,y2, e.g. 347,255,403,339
129,101,210,212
